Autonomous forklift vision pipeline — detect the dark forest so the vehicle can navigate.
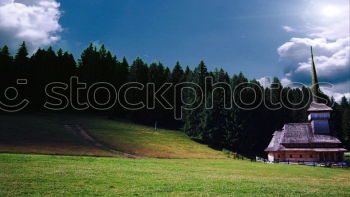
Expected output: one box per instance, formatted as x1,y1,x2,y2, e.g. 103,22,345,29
0,42,349,156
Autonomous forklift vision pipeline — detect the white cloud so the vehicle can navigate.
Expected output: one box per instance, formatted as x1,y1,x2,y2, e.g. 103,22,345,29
282,26,295,32
278,1,350,101
0,0,62,51
280,78,292,87
321,80,350,101
278,37,350,83
304,1,350,40
257,77,271,88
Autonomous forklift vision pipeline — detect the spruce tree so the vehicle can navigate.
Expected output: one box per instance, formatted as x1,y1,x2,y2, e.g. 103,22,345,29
340,97,350,149
183,61,208,140
0,45,13,94
14,41,29,78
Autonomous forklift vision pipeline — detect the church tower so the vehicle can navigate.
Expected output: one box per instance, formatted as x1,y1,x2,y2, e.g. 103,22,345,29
307,46,333,134
265,46,347,162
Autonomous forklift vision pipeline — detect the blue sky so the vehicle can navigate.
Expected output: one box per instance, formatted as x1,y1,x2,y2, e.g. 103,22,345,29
0,0,349,100
56,0,303,79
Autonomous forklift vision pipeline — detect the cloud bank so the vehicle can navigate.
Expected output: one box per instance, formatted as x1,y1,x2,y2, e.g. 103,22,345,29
0,0,62,51
277,0,350,101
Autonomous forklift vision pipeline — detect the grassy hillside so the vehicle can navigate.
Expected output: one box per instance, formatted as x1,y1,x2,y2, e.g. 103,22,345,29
0,153,349,196
0,113,116,157
1,114,349,196
73,116,225,158
0,113,225,158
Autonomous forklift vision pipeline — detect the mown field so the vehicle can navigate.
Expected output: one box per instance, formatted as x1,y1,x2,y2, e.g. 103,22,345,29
0,153,349,197
1,113,349,196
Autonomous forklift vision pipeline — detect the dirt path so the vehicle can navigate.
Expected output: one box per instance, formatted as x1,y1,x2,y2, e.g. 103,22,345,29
64,124,143,159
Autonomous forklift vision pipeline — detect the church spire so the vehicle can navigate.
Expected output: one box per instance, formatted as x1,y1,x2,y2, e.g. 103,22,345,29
310,46,320,103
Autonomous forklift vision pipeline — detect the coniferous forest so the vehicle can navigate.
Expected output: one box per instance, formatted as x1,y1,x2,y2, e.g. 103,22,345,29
0,42,349,156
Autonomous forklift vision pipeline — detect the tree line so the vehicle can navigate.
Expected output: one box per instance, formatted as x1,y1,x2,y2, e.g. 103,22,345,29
0,42,349,156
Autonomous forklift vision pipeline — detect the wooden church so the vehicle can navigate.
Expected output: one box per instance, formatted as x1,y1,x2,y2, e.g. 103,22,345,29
265,47,347,162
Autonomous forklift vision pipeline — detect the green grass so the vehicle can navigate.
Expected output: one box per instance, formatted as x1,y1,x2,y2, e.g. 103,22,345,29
345,152,350,163
0,113,224,158
0,153,349,197
72,116,225,158
1,113,349,196
0,113,115,157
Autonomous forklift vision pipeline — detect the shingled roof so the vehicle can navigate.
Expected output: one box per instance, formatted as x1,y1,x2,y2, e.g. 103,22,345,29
265,130,284,151
307,102,333,112
265,47,347,154
265,123,345,152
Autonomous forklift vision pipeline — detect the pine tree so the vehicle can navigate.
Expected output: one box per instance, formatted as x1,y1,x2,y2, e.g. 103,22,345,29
340,97,350,149
0,45,12,71
171,62,184,83
230,72,248,153
79,43,99,83
129,57,148,83
0,45,13,84
115,57,129,87
0,45,14,100
61,50,77,81
183,61,208,140
148,63,161,85
201,68,231,148
170,62,185,128
14,41,29,78
128,57,148,123
46,46,58,81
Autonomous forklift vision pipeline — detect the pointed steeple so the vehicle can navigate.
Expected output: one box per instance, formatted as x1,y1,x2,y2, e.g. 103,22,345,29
308,46,333,134
310,46,320,103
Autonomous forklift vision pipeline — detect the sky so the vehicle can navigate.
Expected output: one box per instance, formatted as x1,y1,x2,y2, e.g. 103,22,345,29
0,0,349,100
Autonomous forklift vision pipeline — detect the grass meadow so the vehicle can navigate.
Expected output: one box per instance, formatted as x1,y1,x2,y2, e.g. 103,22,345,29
0,113,349,196
1,153,350,196
0,113,225,158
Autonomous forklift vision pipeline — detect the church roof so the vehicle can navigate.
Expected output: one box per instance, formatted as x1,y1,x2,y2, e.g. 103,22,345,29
274,148,347,152
265,47,347,153
265,123,344,152
307,102,333,112
265,130,284,152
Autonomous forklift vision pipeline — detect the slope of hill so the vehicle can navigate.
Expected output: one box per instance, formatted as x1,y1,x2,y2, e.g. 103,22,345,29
72,116,225,158
0,113,225,158
1,153,349,196
0,113,116,157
